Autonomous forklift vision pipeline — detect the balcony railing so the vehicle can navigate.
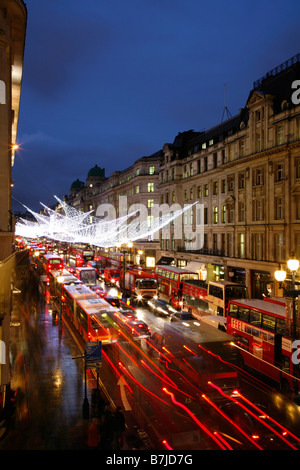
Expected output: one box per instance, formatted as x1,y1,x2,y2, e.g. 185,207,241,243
177,246,226,257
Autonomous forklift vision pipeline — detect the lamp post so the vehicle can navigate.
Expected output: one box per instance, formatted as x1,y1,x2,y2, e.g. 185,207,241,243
287,256,299,342
275,256,299,395
116,241,132,290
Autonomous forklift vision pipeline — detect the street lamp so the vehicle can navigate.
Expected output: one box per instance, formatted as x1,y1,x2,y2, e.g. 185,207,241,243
116,241,132,290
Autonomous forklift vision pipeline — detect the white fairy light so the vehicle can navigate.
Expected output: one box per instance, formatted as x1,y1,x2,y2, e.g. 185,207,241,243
15,196,197,248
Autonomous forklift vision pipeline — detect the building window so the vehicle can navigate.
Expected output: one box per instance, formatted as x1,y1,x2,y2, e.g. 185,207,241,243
253,199,264,221
204,207,208,224
147,199,154,208
197,159,201,174
275,197,283,220
213,206,218,224
136,168,140,176
228,145,234,161
253,168,264,186
204,157,208,172
190,163,193,177
275,163,284,182
238,201,245,222
184,189,188,201
213,234,217,251
239,233,245,258
213,153,218,168
221,179,226,193
276,125,283,145
227,204,234,223
197,185,202,198
275,233,284,262
253,233,263,260
147,183,154,192
228,175,234,191
136,185,140,194
227,233,233,257
213,181,218,195
221,205,226,223
190,187,194,200
204,184,208,197
239,140,245,157
149,166,155,175
238,172,245,189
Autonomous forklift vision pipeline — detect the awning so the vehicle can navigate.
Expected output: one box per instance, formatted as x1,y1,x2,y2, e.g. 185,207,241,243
156,256,174,266
184,261,206,273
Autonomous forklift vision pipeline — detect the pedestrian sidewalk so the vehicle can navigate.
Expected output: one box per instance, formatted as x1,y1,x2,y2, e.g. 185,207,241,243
0,290,145,450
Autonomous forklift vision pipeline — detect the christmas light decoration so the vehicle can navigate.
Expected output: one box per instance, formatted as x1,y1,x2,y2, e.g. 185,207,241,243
15,196,199,248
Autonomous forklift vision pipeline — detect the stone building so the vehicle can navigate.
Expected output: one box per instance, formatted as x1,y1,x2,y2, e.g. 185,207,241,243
0,0,27,402
65,55,300,299
66,151,161,267
158,55,300,298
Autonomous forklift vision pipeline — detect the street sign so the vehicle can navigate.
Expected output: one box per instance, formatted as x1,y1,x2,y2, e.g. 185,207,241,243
85,341,102,368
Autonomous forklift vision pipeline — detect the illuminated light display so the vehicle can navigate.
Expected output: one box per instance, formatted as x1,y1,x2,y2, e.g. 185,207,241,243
162,387,228,450
208,381,299,450
15,196,198,247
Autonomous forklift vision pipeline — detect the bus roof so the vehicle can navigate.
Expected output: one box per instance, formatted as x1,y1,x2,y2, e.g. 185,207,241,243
63,284,96,300
229,298,285,318
75,267,96,271
43,253,62,260
52,269,79,284
156,265,197,274
77,297,115,314
164,318,233,346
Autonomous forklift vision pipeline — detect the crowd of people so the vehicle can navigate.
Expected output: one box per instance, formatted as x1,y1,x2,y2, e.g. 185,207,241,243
88,404,126,450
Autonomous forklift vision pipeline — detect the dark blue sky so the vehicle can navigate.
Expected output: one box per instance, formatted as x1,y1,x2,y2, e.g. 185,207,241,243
12,0,300,212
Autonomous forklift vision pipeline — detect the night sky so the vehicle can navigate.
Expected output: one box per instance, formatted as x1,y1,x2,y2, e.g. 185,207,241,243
12,0,300,212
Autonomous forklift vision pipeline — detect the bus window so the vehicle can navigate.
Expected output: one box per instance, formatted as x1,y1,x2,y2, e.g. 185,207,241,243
249,310,261,327
262,314,276,332
209,284,223,300
229,303,238,318
236,334,249,352
281,354,290,374
238,306,249,323
276,318,286,335
226,285,247,299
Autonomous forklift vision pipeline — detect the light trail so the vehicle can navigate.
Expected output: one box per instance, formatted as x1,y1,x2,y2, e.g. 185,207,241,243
233,389,300,446
201,393,263,450
162,387,228,450
208,381,299,450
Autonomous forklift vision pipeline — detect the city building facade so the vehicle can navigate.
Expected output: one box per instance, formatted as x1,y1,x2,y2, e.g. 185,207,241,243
0,0,27,398
66,55,300,299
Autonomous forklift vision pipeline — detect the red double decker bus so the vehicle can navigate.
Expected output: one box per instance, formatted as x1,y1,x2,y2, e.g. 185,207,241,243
227,298,300,395
182,280,247,318
155,265,198,308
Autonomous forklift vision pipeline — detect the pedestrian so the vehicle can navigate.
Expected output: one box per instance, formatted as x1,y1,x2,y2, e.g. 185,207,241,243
88,418,100,449
113,406,126,449
99,406,114,450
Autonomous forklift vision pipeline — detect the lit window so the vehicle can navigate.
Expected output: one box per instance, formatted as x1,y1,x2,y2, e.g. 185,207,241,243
147,183,154,192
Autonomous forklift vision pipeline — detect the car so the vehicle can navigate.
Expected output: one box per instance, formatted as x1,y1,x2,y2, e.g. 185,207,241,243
104,295,120,308
147,298,176,317
123,319,151,339
117,308,137,320
170,311,194,322
90,285,106,297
